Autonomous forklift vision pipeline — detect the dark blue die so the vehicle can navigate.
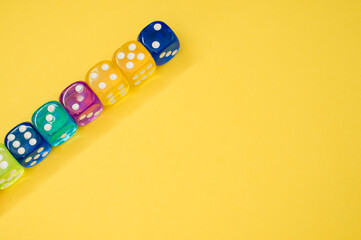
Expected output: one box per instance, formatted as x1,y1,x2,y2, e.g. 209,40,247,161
5,122,51,168
137,21,180,66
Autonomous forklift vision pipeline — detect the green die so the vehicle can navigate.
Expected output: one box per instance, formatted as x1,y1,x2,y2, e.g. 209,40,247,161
0,143,24,190
32,101,77,146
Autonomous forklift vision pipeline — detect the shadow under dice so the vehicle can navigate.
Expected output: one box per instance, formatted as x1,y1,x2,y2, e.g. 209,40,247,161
0,144,24,190
60,81,103,126
32,101,77,146
5,122,51,167
138,21,180,66
113,41,156,87
86,60,129,106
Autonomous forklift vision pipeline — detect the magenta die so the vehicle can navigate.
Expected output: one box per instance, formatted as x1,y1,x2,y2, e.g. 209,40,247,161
59,81,103,126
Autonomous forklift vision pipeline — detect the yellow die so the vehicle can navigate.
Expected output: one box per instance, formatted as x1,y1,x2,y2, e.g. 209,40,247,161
113,41,156,87
86,60,129,106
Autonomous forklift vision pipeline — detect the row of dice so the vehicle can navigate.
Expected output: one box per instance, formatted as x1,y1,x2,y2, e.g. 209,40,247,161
0,21,180,190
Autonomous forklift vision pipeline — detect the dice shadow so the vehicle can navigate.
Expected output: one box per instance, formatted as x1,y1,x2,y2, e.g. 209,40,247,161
0,43,194,215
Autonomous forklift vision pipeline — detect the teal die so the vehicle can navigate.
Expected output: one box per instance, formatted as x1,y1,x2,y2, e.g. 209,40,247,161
32,101,77,146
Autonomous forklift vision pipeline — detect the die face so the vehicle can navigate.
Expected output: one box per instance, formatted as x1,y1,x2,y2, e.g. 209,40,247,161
32,101,77,146
0,144,24,189
4,122,51,167
86,60,130,106
60,81,103,126
113,41,156,87
137,21,180,65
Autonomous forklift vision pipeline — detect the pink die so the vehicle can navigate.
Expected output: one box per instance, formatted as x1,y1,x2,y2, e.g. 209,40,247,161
59,81,103,126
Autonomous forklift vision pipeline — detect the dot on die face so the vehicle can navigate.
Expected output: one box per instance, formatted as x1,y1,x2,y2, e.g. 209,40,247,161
18,147,25,155
0,161,8,169
152,41,160,49
128,43,136,51
154,23,162,31
101,64,109,71
79,114,86,121
47,105,55,113
72,103,80,111
127,53,135,60
172,49,178,56
0,154,3,161
110,74,117,80
19,125,26,133
7,134,15,141
117,52,125,59
126,62,134,69
75,85,84,93
98,82,106,89
12,141,20,148
46,114,53,122
137,53,145,60
29,138,37,146
160,52,166,58
44,124,52,131
24,132,32,139
90,72,98,79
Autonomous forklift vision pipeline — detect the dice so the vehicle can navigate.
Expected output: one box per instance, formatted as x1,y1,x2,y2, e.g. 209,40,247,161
32,101,77,146
5,122,51,167
60,81,103,126
113,41,156,87
86,60,129,106
0,144,24,189
137,21,180,66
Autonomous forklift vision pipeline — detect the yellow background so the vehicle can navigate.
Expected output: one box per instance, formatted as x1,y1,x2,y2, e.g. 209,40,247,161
0,0,360,239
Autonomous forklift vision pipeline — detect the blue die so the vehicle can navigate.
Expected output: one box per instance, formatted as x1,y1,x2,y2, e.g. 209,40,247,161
5,122,51,167
137,21,180,66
